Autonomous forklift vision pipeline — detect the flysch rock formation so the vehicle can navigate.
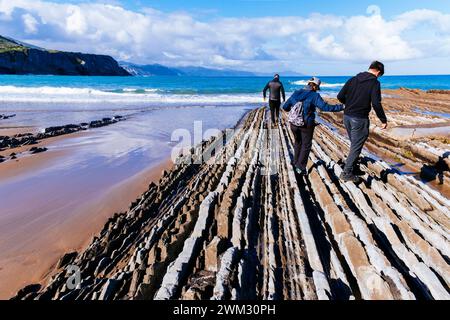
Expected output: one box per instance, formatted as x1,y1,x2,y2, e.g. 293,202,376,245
322,88,450,187
14,107,449,300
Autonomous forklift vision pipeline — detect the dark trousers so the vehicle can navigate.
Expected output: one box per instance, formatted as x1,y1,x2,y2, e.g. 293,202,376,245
269,100,281,123
290,123,315,170
343,115,370,174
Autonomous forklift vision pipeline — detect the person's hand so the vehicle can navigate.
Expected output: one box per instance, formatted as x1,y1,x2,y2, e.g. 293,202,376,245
263,97,266,102
381,122,388,129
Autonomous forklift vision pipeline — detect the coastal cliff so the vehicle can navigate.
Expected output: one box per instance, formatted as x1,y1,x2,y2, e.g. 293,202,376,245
0,36,129,76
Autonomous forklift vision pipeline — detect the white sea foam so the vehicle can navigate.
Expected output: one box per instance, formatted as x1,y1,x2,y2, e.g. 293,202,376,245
0,85,262,105
121,88,159,93
290,80,345,88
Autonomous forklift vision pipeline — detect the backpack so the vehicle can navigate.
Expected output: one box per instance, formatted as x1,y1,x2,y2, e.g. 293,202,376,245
288,101,306,127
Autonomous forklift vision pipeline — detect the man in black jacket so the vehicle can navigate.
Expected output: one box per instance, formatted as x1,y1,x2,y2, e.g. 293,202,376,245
263,74,286,125
337,61,388,182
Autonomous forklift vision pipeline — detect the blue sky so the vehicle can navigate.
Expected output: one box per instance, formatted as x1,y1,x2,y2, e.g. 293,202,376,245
52,0,450,19
1,0,450,75
126,0,450,18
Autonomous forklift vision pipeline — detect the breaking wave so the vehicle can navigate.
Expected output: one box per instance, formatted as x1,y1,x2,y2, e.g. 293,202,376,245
290,80,345,88
0,85,262,105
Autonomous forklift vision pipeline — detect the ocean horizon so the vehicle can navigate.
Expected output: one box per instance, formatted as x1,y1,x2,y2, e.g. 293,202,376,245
1,74,450,107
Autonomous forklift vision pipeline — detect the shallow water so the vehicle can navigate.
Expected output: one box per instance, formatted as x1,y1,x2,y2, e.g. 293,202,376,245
413,107,450,119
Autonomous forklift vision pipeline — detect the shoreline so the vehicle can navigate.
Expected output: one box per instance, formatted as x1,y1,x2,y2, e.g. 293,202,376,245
0,154,173,299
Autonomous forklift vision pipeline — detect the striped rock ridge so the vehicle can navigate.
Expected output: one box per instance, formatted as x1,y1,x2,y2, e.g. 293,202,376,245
14,107,450,300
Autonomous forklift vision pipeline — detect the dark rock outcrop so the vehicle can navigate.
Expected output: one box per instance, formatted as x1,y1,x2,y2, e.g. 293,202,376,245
0,114,16,120
0,49,130,76
29,146,48,154
57,252,78,269
0,115,126,152
0,35,129,76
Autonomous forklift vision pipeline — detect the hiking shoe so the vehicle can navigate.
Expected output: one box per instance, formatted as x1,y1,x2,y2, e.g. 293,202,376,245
352,165,366,176
295,167,308,176
340,172,362,183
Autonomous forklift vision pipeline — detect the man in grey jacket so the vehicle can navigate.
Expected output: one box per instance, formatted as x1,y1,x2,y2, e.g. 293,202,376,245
263,74,286,126
337,61,388,182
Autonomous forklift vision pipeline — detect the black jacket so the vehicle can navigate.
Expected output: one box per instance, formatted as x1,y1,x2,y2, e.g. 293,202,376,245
337,72,387,123
263,79,285,101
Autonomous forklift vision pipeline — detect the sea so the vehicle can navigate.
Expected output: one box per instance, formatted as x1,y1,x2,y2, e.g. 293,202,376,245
1,73,449,132
1,74,450,107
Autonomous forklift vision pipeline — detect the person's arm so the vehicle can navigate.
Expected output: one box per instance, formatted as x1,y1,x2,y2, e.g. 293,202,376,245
314,93,344,112
281,82,286,102
263,82,270,100
282,90,300,112
371,81,387,124
337,79,350,104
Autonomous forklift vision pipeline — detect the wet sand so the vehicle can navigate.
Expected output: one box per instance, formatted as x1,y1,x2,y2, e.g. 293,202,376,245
0,126,37,136
0,151,172,299
0,123,170,299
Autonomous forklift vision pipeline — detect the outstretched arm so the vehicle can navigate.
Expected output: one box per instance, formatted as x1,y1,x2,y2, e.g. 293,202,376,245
371,82,387,124
314,93,344,112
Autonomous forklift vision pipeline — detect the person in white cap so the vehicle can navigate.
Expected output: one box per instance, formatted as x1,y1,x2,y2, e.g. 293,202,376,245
283,77,344,175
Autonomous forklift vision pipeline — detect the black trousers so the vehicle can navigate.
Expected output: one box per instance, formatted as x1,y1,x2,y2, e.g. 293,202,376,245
343,115,370,174
290,123,315,170
269,100,281,123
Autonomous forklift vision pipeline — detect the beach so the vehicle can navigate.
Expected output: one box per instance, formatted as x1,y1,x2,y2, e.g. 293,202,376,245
11,106,449,300
0,154,172,299
0,75,449,300
0,99,251,298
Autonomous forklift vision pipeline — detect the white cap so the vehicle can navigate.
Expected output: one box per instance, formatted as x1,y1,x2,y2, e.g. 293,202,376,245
307,76,321,89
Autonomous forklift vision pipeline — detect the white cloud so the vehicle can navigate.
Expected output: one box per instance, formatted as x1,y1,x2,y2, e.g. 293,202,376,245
307,34,350,60
22,13,38,34
0,0,449,73
65,6,87,35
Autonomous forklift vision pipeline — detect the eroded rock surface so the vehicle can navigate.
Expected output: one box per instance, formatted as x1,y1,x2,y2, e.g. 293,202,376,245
14,108,449,300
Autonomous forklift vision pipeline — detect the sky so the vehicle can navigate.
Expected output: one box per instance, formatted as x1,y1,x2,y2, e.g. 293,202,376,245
0,0,449,75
